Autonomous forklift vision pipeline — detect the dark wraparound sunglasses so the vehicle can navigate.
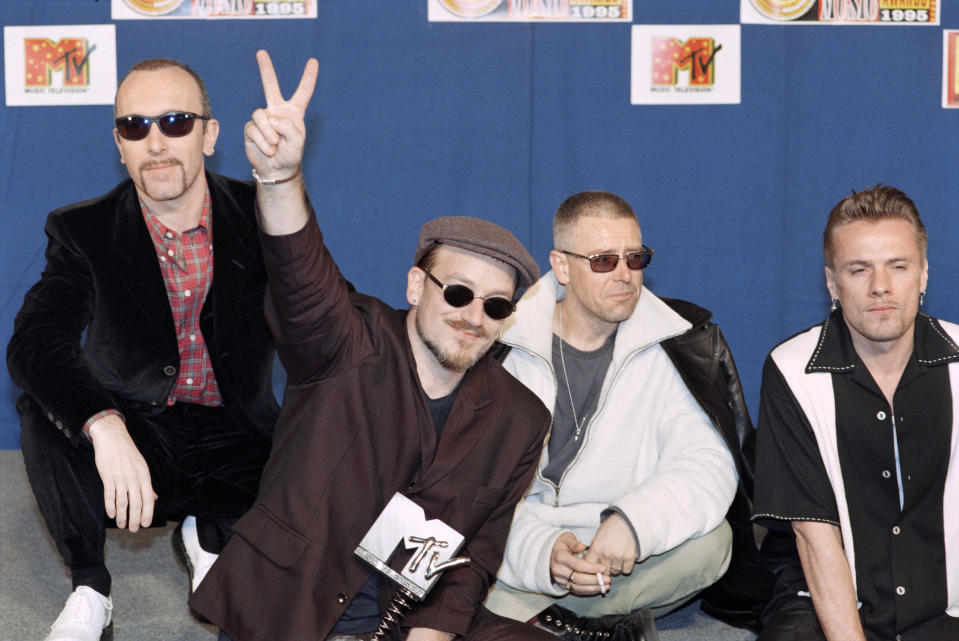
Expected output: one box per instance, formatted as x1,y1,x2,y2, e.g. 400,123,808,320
423,270,516,320
560,246,654,273
115,112,209,141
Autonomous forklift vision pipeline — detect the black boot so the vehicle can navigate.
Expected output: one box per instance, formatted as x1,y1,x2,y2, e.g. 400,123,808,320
534,604,659,641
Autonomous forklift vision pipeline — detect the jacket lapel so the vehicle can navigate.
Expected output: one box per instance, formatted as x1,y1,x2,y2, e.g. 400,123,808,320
112,181,177,351
415,357,494,492
202,173,257,351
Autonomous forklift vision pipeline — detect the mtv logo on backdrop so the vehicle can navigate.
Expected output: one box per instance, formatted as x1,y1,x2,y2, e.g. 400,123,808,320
632,25,740,105
4,25,116,106
24,37,93,87
651,37,721,87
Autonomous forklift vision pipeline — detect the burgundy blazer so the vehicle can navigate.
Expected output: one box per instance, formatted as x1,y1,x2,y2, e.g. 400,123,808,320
190,216,551,641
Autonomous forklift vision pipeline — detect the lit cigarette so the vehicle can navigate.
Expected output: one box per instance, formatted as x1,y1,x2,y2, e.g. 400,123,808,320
597,572,606,594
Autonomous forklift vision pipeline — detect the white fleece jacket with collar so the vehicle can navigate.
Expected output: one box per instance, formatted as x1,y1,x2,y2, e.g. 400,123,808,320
494,272,737,596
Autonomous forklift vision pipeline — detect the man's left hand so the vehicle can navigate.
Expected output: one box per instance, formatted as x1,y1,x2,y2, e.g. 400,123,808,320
584,512,638,576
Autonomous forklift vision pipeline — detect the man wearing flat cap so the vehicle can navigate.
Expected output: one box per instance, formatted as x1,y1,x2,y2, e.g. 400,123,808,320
190,51,554,641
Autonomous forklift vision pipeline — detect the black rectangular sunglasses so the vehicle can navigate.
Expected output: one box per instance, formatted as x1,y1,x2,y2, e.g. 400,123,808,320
115,111,208,141
560,247,654,273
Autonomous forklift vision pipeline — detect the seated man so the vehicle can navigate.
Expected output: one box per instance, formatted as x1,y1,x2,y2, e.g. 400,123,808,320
486,190,758,638
7,58,277,641
753,184,959,641
190,51,556,641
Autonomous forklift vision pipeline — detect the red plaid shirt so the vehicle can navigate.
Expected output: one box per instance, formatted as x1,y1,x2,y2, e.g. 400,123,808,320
83,194,223,438
141,193,223,406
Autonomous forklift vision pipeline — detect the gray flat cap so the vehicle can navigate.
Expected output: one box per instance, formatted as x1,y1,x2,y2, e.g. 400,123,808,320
414,216,539,290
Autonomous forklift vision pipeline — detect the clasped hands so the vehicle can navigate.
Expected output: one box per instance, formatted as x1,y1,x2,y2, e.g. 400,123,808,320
550,513,638,596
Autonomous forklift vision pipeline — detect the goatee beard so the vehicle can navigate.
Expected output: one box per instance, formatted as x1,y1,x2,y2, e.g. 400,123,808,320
415,313,487,372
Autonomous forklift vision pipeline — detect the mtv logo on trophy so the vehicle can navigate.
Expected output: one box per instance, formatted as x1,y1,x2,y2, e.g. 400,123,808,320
354,493,471,639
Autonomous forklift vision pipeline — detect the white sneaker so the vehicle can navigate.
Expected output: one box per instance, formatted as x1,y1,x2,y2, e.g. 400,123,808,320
45,586,113,641
173,515,219,592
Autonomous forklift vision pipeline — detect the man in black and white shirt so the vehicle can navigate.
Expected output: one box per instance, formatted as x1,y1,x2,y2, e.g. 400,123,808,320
753,184,959,641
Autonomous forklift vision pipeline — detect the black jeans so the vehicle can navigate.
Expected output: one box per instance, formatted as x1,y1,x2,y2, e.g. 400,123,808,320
20,397,271,596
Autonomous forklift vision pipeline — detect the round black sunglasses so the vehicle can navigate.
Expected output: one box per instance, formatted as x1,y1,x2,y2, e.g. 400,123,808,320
423,270,516,320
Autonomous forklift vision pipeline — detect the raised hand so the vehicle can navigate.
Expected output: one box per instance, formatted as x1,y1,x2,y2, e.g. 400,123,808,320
244,49,319,182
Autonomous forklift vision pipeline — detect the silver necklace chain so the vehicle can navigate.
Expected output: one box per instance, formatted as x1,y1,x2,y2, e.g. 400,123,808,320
558,303,588,441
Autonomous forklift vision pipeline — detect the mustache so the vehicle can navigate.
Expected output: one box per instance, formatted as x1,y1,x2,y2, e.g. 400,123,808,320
608,285,638,296
446,319,488,338
867,301,900,310
139,158,182,171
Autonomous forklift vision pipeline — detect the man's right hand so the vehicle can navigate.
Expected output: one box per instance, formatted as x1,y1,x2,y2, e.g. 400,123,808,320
550,532,611,596
88,414,157,531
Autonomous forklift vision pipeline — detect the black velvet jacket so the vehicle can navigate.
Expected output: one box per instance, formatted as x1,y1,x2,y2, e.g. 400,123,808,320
7,172,278,447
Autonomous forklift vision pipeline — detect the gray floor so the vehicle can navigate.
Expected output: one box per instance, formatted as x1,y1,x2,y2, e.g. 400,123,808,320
0,450,756,641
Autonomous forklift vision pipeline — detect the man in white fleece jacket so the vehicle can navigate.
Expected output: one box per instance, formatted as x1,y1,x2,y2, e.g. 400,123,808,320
485,190,737,636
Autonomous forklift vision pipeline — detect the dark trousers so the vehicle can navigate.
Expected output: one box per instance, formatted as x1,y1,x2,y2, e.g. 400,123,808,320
19,397,271,596
217,607,557,641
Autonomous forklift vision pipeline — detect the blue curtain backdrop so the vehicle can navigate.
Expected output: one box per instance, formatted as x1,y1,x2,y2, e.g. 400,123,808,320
2,1,958,448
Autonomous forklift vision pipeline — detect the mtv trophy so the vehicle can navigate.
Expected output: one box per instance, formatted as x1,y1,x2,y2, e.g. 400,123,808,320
354,493,471,639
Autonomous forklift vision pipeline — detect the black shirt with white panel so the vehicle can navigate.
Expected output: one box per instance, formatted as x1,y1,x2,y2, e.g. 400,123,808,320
753,310,959,641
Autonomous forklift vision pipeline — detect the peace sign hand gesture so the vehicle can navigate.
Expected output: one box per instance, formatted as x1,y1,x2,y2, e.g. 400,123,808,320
245,49,318,183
